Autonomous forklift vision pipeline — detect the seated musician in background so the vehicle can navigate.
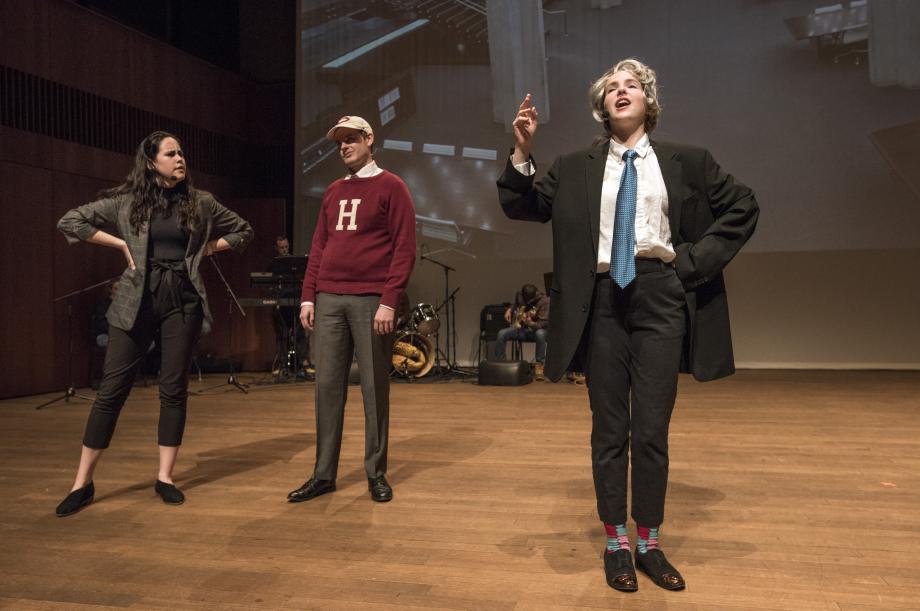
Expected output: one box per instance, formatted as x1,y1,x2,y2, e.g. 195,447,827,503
491,283,550,379
274,235,290,257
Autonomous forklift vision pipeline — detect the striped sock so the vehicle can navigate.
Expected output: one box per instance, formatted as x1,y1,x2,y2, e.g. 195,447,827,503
604,523,630,553
636,525,659,554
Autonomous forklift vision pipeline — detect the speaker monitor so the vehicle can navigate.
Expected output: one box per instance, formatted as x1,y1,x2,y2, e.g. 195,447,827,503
478,360,533,386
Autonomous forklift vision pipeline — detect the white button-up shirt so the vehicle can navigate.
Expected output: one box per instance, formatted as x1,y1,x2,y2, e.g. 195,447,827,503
513,134,675,272
597,134,674,272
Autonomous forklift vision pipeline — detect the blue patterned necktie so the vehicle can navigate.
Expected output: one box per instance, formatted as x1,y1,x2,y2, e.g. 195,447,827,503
610,149,638,288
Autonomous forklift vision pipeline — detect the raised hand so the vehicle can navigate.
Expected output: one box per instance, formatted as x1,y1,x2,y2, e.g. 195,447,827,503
512,93,539,164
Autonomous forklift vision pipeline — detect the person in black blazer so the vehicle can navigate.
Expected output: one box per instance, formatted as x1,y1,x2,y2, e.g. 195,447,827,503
497,58,758,592
55,131,253,517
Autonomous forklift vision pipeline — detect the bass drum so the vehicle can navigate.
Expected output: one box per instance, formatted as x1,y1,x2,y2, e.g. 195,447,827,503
409,303,440,336
391,331,435,378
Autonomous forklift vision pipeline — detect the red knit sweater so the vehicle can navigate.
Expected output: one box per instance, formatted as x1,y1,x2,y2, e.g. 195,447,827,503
301,170,416,308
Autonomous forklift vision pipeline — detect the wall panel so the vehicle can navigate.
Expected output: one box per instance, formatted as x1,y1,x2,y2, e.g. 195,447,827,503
0,162,55,397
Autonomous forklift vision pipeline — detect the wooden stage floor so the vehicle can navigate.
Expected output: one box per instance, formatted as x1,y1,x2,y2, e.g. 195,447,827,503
1,370,919,610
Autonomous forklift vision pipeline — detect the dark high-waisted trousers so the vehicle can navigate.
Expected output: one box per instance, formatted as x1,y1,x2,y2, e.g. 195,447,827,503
584,259,687,527
83,262,203,449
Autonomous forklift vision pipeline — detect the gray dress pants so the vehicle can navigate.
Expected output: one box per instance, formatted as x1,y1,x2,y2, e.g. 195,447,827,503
312,292,391,480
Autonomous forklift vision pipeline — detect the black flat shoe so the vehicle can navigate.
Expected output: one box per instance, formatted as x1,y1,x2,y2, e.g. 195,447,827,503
603,548,638,592
635,548,685,591
56,482,95,517
368,475,392,502
287,478,335,503
155,480,185,505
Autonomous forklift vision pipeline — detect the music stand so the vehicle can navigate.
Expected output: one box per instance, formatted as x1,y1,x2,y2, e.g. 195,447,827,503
35,276,120,410
195,257,248,394
270,255,307,280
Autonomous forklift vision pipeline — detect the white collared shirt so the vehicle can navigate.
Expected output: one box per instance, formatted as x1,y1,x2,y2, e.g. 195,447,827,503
512,135,675,271
344,160,383,180
597,134,674,271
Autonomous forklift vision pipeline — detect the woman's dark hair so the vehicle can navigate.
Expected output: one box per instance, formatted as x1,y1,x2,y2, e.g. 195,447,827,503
100,131,199,234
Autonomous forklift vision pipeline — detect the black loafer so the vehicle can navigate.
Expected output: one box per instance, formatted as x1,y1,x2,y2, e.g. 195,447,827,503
155,480,185,505
368,475,392,502
287,478,335,503
56,482,95,517
603,548,638,592
635,548,685,590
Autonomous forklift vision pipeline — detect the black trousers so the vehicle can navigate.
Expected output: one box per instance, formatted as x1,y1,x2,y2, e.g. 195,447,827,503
83,277,203,450
584,260,686,527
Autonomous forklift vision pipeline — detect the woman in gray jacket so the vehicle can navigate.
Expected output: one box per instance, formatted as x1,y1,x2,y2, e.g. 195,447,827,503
55,131,253,516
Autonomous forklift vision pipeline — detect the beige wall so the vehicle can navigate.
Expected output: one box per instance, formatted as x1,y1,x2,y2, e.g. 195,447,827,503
407,249,920,370
726,249,920,369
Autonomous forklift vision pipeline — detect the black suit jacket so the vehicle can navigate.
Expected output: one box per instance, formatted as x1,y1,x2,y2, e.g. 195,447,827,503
497,140,759,382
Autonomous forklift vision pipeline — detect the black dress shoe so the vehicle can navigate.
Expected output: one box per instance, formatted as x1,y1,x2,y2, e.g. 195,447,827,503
287,478,335,503
635,548,685,591
603,548,638,592
368,475,392,502
56,482,95,517
155,480,185,505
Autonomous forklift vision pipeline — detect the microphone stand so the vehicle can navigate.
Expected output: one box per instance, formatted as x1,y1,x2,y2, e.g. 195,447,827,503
419,253,476,378
36,275,120,410
421,254,453,375
444,285,476,378
196,256,248,394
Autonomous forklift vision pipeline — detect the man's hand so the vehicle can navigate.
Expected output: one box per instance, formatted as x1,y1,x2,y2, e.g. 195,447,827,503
504,308,512,324
300,304,314,331
512,93,539,164
374,305,395,336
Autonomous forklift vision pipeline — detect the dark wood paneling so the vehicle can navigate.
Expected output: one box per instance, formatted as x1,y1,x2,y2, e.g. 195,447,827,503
0,0,50,75
44,0,250,136
0,162,55,397
0,126,53,170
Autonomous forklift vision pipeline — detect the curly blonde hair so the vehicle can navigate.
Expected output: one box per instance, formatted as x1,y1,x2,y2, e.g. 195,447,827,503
588,58,661,135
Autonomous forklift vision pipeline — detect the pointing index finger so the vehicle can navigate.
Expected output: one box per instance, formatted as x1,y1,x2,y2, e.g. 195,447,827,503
519,93,533,110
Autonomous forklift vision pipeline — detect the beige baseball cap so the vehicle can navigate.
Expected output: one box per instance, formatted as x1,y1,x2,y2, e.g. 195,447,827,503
326,115,374,140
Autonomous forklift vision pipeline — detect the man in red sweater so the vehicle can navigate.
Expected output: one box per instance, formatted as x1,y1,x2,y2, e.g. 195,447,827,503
288,115,416,504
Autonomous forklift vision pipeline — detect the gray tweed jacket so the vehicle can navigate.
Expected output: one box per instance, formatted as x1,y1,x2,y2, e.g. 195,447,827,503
57,191,254,331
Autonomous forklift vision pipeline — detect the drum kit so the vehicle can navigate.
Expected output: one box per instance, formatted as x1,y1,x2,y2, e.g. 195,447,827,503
391,303,439,378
